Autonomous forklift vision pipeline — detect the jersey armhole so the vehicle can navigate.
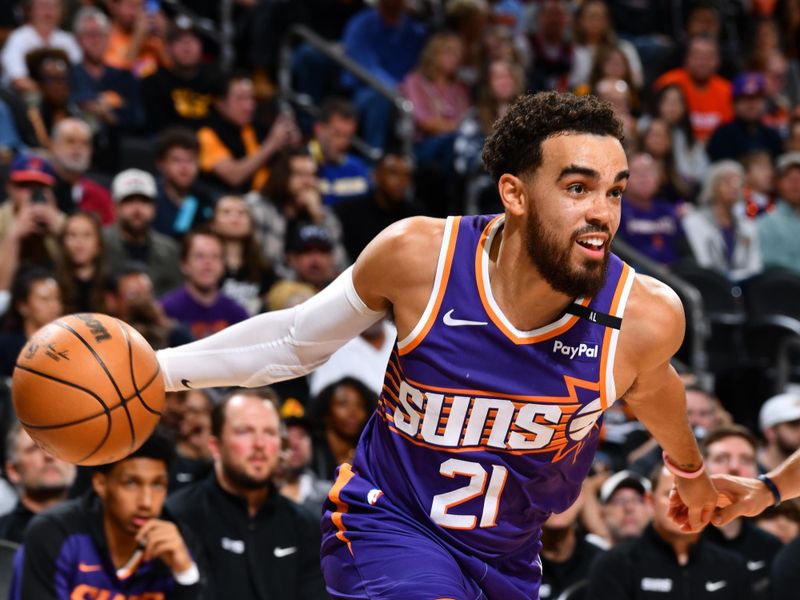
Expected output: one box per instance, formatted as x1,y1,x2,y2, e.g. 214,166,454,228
397,217,460,355
599,263,636,410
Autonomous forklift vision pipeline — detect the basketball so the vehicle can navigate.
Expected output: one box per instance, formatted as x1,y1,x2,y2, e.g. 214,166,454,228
11,313,164,466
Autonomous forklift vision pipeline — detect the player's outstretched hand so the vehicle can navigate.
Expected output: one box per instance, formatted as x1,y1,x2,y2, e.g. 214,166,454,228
668,474,719,532
710,474,773,527
136,519,193,573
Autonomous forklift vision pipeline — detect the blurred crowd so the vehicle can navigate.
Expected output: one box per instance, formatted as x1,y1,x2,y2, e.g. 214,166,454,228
0,0,800,598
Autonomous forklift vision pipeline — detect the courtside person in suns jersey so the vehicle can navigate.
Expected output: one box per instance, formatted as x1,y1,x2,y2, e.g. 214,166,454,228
155,92,719,599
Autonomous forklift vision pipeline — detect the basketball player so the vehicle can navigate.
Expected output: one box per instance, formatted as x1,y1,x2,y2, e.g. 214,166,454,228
156,92,718,599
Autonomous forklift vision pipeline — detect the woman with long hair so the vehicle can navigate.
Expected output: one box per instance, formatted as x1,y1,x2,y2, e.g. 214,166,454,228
642,84,709,189
639,118,694,203
209,195,275,316
569,0,643,90
0,268,63,376
55,211,107,313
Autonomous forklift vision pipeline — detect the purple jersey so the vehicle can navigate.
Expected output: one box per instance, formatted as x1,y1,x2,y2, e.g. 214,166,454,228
322,214,635,598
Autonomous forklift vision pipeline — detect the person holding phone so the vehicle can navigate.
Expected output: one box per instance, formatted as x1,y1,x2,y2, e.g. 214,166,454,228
0,154,64,297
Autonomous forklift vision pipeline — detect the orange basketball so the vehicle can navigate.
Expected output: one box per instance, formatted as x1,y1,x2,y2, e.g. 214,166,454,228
11,313,164,465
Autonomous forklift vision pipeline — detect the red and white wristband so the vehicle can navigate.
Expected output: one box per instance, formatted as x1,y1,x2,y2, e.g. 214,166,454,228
662,451,705,479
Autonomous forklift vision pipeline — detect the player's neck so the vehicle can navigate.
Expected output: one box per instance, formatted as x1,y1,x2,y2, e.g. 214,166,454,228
103,516,139,569
490,222,572,330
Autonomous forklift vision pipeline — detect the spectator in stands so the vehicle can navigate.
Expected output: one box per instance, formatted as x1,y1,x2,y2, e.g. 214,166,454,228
0,0,81,92
702,426,782,599
104,262,191,349
527,0,573,93
334,151,421,261
104,0,167,78
597,470,653,547
758,392,800,472
166,388,328,600
586,466,750,600
540,485,606,600
152,128,214,240
104,169,182,297
400,31,470,169
341,0,428,151
278,399,333,518
284,224,338,292
141,15,215,133
25,48,80,147
0,97,28,154
707,73,783,163
644,84,709,188
247,146,347,273
443,0,489,87
309,317,395,397
757,152,800,272
0,423,76,543
0,269,62,377
594,78,637,147
0,154,63,295
683,160,762,281
55,211,107,313
654,35,734,144
759,51,793,135
13,431,201,599
754,501,800,544
70,6,144,152
311,377,376,481
638,118,692,203
160,230,248,340
616,152,686,267
209,194,275,316
569,0,643,91
165,389,213,492
197,72,300,194
309,97,371,207
50,117,115,224
584,46,640,111
741,150,776,219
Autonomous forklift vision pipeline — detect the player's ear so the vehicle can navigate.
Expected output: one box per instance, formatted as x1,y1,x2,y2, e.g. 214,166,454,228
497,174,527,217
92,471,108,499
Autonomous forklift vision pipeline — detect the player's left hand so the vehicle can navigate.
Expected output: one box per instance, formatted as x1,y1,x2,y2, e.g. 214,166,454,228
136,519,193,573
668,474,718,532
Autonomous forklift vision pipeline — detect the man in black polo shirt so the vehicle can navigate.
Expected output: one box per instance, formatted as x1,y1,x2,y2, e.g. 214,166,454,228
587,465,750,599
700,426,782,600
165,387,327,600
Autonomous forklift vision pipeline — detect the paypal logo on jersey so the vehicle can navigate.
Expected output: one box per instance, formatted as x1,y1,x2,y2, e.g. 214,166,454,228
552,340,598,360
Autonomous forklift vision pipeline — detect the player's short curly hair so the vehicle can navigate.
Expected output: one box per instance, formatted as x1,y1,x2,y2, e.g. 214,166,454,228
481,92,624,183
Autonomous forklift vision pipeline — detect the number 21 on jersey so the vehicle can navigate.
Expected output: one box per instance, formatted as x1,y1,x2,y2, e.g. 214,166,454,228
430,459,508,529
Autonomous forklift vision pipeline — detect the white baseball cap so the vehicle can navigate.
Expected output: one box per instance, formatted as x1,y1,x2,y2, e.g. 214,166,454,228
599,470,651,504
111,168,157,202
759,392,800,430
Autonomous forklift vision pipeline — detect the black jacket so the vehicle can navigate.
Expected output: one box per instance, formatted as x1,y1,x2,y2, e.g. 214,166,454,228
541,534,606,600
587,525,750,600
0,500,34,544
772,534,800,600
165,473,328,600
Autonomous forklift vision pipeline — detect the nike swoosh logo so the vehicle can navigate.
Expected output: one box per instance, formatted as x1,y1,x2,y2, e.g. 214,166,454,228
78,563,102,572
181,379,193,389
273,546,297,558
705,581,727,592
443,309,487,327
747,560,766,571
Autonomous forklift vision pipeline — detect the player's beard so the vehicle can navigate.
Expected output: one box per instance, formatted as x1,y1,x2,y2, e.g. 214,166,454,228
524,206,610,299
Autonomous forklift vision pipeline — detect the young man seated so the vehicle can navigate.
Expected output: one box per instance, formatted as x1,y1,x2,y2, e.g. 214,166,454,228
11,430,201,599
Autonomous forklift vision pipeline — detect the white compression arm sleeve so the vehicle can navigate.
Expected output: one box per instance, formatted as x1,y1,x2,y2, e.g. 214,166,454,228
156,267,386,391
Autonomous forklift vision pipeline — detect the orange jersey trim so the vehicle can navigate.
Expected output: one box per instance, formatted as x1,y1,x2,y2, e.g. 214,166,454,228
474,216,589,345
328,463,356,556
398,217,461,356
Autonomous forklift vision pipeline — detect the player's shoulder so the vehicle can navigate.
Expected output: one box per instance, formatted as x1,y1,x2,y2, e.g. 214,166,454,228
353,216,447,309
619,273,685,365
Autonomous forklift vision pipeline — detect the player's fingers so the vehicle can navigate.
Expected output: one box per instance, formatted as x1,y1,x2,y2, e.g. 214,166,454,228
712,503,742,527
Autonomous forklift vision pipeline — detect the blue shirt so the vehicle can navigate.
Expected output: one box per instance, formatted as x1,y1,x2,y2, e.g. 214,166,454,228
618,199,685,266
71,63,145,131
342,8,428,90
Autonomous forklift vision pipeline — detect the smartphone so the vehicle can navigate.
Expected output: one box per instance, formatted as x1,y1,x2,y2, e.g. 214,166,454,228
30,187,47,204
